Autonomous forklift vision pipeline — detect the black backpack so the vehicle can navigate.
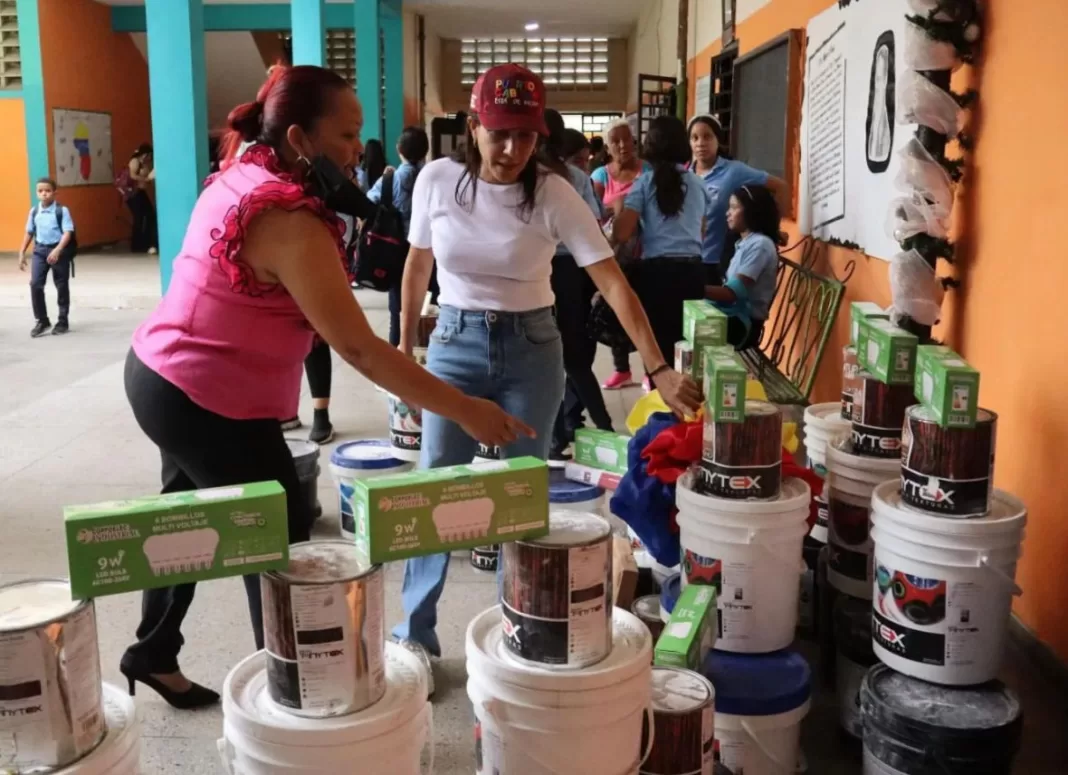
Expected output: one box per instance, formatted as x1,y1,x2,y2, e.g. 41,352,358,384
352,170,408,292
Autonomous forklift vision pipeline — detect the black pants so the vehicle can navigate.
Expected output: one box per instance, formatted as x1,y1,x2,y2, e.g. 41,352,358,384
704,262,723,287
729,316,767,351
611,346,631,374
126,190,158,253
304,340,331,400
632,257,708,370
29,244,69,324
121,350,310,673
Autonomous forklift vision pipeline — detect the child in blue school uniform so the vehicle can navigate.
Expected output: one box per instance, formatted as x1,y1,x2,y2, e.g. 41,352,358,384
17,178,77,337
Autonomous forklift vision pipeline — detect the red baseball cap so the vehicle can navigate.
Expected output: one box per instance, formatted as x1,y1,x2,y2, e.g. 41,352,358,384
469,64,549,136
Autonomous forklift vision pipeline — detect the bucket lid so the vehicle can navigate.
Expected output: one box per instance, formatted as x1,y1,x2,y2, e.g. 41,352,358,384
285,438,320,459
528,511,611,547
651,667,714,713
272,540,377,583
223,643,426,747
549,471,604,504
826,433,900,475
704,650,811,716
330,440,405,470
860,664,1022,762
660,573,682,615
466,605,650,692
804,402,852,432
0,578,82,631
677,473,812,517
872,481,1027,537
631,595,662,622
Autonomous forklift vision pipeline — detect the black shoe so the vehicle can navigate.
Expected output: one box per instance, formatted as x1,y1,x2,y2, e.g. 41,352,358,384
52,320,69,335
309,409,334,444
30,320,51,338
119,664,219,710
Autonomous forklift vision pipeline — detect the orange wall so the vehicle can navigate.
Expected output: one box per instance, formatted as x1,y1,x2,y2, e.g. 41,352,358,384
0,99,30,250
39,0,152,247
688,0,1068,662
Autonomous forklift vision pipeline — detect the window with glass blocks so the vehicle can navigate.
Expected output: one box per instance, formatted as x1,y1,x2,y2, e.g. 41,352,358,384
460,38,610,90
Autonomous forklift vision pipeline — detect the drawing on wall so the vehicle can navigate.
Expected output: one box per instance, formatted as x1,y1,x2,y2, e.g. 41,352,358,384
53,109,114,187
866,31,897,173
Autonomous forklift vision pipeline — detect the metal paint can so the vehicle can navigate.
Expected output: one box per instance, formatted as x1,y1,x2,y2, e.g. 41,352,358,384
641,667,716,775
0,578,105,771
261,541,385,718
631,594,665,644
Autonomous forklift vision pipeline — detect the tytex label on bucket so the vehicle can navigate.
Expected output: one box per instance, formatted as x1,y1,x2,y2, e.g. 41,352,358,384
873,564,952,666
655,584,718,670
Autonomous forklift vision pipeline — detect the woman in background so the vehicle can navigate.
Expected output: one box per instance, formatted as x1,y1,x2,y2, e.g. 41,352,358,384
122,144,158,255
355,138,387,192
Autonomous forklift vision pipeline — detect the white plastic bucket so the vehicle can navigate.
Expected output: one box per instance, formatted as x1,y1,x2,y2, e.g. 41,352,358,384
219,643,432,775
826,435,899,599
466,605,653,774
870,481,1026,686
804,403,851,473
329,440,412,540
386,394,422,463
676,474,811,653
56,682,140,775
716,705,809,775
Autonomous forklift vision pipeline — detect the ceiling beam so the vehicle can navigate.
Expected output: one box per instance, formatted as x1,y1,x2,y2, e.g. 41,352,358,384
112,2,402,34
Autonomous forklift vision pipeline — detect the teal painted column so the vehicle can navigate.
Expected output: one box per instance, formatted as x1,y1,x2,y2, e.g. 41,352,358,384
146,0,208,292
381,1,403,162
291,0,326,67
15,0,47,202
354,0,382,145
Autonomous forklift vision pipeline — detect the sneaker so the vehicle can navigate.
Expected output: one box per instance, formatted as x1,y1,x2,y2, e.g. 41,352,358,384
602,370,634,390
280,417,302,431
30,320,51,338
392,638,435,698
309,413,335,445
52,320,69,336
548,444,572,468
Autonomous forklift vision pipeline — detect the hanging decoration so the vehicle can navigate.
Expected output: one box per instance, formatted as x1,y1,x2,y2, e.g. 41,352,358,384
887,0,982,335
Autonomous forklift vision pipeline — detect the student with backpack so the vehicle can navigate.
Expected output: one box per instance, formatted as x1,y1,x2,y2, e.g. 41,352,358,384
18,177,77,337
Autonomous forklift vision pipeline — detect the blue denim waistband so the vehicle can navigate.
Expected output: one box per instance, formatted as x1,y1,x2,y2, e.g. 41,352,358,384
437,305,554,332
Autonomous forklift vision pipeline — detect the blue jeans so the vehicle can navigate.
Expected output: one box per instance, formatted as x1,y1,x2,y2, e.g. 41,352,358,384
391,305,565,655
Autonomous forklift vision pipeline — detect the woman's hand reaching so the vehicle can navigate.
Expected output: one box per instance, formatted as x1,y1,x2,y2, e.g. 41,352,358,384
652,368,704,420
458,397,536,448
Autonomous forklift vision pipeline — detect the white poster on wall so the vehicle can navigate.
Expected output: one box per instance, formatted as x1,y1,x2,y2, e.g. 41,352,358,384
53,109,114,187
694,74,713,116
798,0,914,260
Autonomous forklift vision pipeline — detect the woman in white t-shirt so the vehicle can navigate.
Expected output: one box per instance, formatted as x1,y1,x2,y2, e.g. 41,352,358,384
392,65,701,689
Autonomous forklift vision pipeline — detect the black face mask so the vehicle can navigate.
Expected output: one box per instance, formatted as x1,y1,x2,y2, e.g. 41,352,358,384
306,154,375,220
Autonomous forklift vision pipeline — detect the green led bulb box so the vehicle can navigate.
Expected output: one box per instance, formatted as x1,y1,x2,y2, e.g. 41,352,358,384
703,346,748,423
654,583,718,670
915,345,981,428
850,301,889,346
857,318,918,385
682,300,728,356
573,428,631,475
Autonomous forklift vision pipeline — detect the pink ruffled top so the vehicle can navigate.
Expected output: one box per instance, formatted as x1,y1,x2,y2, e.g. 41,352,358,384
132,145,347,421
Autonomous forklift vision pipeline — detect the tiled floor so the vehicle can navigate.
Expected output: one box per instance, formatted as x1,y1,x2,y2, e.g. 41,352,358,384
1,254,1065,773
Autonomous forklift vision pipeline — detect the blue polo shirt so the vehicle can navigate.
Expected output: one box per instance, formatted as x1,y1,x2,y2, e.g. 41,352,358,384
367,161,423,237
26,202,75,246
696,156,769,265
727,232,779,320
623,167,710,259
557,164,602,256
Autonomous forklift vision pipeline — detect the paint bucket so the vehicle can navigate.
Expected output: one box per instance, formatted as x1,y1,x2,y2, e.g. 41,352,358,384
261,541,385,717
550,470,606,514
816,544,840,687
803,402,851,477
698,401,783,500
330,440,411,540
901,406,997,518
660,573,682,623
500,511,613,668
0,578,105,771
219,643,432,775
860,663,1023,775
870,481,1026,686
704,649,811,775
841,346,861,421
641,667,716,775
676,474,811,654
797,539,822,641
826,434,899,599
834,595,875,739
632,595,665,643
53,682,140,775
470,545,500,573
466,605,653,775
285,438,322,525
386,394,422,462
850,373,915,459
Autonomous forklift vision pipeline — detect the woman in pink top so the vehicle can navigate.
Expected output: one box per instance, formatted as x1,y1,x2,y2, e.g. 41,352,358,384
121,66,531,709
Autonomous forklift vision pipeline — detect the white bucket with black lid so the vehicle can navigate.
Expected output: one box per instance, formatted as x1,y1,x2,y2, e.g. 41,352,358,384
330,440,412,540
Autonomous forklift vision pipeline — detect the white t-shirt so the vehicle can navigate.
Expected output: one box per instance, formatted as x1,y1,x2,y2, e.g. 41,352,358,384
408,158,612,311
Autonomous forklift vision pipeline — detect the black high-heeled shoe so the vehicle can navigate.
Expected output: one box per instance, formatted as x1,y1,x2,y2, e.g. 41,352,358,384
120,664,220,710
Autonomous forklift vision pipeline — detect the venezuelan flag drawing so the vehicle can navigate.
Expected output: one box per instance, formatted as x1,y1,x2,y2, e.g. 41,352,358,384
73,121,91,180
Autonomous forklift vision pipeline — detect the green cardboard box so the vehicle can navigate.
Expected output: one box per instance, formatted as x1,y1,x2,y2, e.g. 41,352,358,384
683,302,728,379
654,584,718,670
857,318,918,385
351,457,549,565
65,481,289,600
703,345,748,423
850,301,889,346
915,345,980,428
573,429,631,475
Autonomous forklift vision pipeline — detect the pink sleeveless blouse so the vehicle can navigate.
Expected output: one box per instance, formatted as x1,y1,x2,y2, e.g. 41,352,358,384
132,145,347,421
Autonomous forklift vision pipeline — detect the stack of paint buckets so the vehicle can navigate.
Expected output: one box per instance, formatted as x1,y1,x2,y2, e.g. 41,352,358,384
330,440,413,540
218,541,432,774
0,578,142,774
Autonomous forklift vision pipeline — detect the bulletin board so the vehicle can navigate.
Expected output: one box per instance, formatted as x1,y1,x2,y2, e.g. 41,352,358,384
53,108,114,187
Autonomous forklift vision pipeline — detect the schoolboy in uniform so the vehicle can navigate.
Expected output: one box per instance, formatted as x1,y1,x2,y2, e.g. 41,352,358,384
18,178,76,337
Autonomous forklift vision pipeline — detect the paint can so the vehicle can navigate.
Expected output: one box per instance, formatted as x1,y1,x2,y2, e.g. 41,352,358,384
0,578,105,771
698,401,783,500
470,545,500,573
219,643,431,775
466,605,653,774
329,440,411,540
550,470,606,514
826,434,900,599
261,541,385,717
850,372,915,458
705,649,811,775
841,346,861,421
803,402,851,478
53,682,140,775
500,511,613,668
285,438,322,526
860,663,1022,774
386,394,422,463
676,474,811,653
870,481,1026,686
834,594,875,739
901,406,997,518
632,595,665,643
641,667,716,775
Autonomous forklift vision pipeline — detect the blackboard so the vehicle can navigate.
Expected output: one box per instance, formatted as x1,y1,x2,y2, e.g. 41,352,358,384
730,34,795,181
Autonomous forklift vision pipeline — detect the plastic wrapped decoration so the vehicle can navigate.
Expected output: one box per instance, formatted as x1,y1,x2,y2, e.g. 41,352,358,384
899,69,962,136
890,249,945,327
903,19,961,71
896,138,955,213
886,194,951,243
